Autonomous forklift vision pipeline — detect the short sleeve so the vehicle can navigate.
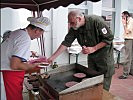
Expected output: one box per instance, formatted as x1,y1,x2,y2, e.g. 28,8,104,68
96,18,114,45
12,32,31,61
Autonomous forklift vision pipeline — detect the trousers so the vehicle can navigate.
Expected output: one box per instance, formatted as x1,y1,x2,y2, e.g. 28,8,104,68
123,39,133,77
2,70,25,100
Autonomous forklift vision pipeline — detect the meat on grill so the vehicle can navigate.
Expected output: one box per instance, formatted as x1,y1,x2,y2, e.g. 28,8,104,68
65,81,78,88
73,73,86,79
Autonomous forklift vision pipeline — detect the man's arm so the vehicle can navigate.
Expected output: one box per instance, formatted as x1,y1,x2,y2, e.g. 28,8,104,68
123,20,129,34
82,42,107,54
10,57,38,71
95,42,107,51
48,45,68,63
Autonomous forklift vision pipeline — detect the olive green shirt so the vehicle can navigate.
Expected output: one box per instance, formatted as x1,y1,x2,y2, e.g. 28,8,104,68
62,15,115,77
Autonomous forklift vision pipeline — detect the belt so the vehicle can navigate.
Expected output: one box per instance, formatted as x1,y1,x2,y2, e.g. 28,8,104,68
125,39,133,40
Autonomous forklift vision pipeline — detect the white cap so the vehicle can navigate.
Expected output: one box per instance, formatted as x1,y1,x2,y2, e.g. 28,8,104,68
27,17,50,31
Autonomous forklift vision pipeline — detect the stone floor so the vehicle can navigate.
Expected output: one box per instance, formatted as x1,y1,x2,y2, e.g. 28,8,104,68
110,64,133,100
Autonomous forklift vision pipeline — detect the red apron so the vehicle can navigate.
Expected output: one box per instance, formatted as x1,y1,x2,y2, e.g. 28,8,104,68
2,70,25,100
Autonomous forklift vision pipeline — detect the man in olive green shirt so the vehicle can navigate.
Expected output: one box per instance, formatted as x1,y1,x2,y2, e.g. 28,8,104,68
48,10,115,91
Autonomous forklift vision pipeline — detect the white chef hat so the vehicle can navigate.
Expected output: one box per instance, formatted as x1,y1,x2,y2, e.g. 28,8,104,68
27,17,50,31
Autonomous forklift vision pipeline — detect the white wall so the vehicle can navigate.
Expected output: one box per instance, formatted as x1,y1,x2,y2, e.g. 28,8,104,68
51,7,69,63
128,0,133,13
1,8,30,35
92,1,102,16
115,0,128,38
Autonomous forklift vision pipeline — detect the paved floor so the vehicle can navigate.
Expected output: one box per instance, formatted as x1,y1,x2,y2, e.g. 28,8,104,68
110,64,133,100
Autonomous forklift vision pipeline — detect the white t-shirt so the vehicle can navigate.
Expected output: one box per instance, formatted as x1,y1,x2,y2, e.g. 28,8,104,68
1,29,31,70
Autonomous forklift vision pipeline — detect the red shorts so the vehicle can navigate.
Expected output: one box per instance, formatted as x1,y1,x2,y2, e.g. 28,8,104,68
2,70,25,100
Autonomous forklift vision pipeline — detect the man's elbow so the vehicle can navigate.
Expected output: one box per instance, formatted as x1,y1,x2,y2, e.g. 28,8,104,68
10,56,22,70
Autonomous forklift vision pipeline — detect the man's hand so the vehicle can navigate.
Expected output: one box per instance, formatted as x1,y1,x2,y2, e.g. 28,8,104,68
47,45,68,64
82,46,96,54
25,64,41,74
82,42,107,54
47,57,54,64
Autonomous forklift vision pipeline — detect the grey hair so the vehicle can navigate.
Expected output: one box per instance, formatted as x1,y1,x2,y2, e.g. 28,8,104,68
68,10,84,18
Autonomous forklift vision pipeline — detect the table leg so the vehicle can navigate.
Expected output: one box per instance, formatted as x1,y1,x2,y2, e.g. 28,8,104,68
69,53,71,64
76,54,79,64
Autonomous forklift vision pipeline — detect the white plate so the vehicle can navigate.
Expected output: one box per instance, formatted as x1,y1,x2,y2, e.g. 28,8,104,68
38,66,47,68
38,63,49,68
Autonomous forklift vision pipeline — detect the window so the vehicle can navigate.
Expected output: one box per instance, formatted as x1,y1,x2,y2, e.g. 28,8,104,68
102,11,115,33
102,0,115,33
102,0,115,8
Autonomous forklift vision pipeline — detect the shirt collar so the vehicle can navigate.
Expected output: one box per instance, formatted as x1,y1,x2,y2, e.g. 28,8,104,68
127,17,132,23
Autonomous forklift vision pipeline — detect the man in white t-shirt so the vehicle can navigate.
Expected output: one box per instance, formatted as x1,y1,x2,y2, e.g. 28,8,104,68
0,17,50,100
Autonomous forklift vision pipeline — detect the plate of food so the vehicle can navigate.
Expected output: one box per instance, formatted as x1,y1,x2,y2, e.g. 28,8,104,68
29,57,49,68
29,57,47,64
